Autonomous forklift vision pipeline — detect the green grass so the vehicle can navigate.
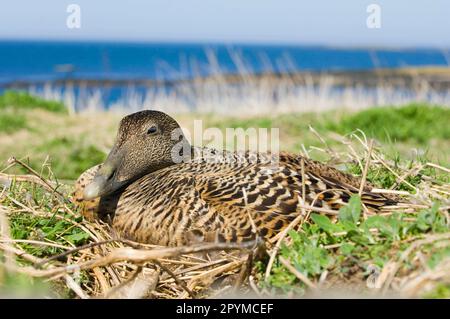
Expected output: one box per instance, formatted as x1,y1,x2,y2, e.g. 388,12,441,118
424,284,450,298
328,103,450,143
263,197,450,296
3,137,106,181
0,91,67,113
0,111,28,133
207,103,450,145
345,152,449,191
6,179,91,255
10,212,90,255
35,136,106,180
1,180,91,298
202,103,449,165
0,92,109,179
0,91,66,133
0,270,50,298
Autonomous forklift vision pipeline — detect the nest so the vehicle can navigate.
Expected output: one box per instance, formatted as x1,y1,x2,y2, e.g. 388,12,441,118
0,131,449,298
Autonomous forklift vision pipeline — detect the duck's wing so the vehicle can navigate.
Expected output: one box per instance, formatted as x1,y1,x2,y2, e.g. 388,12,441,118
302,155,398,207
193,155,397,241
281,152,398,207
193,164,299,241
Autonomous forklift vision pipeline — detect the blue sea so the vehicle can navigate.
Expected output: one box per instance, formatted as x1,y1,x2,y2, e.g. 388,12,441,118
0,40,448,109
1,40,449,83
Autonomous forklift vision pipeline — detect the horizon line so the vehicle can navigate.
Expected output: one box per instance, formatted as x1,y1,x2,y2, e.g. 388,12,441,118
0,37,449,51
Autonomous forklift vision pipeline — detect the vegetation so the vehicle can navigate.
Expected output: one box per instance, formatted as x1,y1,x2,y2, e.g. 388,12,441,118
0,111,28,134
328,103,450,144
0,91,66,135
0,92,448,298
0,91,66,113
265,198,449,297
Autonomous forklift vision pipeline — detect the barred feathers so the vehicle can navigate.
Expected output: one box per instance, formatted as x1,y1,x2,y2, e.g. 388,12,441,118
72,149,396,246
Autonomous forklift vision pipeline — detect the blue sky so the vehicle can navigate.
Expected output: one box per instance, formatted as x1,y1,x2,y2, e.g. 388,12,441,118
0,0,448,47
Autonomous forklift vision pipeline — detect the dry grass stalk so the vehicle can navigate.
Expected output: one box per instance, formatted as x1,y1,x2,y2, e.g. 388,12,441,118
279,256,317,289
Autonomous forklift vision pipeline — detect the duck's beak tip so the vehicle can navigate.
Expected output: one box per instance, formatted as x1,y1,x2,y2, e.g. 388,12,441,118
82,162,120,201
83,182,101,200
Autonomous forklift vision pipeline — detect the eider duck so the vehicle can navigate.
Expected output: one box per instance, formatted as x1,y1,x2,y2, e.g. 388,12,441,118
72,110,396,246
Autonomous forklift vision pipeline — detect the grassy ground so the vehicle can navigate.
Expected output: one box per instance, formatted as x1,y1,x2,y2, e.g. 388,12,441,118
1,92,448,180
0,92,449,298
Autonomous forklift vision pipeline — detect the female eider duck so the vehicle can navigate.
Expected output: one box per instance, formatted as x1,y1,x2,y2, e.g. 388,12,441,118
73,110,396,246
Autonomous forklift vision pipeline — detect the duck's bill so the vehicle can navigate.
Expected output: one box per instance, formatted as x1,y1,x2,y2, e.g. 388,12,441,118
83,164,125,200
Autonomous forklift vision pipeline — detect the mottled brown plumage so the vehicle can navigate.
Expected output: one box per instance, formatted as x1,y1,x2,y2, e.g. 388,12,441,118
73,110,396,246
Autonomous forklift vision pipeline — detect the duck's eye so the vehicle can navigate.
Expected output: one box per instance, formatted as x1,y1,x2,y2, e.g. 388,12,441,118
147,126,158,135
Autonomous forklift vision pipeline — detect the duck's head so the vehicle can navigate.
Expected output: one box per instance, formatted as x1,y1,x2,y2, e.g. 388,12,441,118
83,110,190,200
